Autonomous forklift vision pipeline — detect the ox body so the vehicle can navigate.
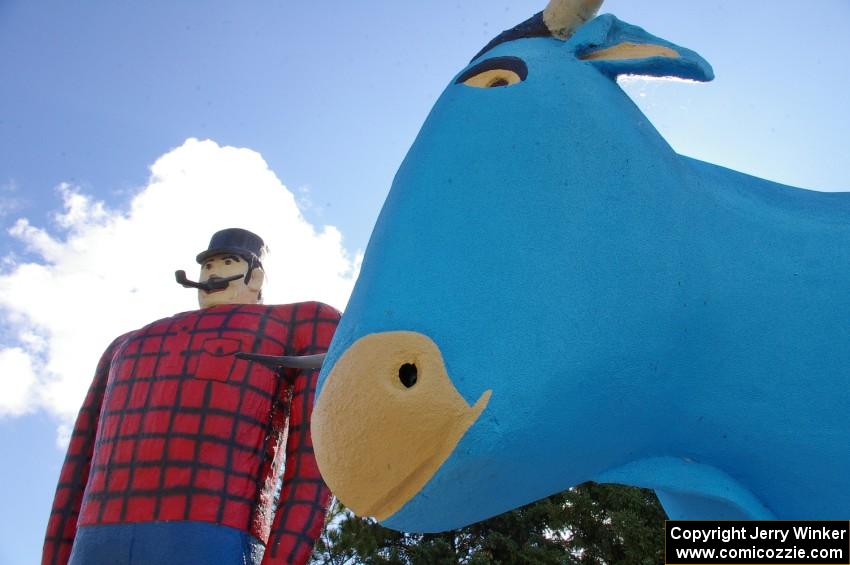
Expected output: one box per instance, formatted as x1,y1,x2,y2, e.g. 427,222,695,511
312,12,850,531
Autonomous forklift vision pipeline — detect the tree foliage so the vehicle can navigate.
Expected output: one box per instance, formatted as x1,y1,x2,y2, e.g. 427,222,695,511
311,482,666,564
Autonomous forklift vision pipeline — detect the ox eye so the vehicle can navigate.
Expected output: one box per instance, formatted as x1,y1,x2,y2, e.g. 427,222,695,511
455,56,527,89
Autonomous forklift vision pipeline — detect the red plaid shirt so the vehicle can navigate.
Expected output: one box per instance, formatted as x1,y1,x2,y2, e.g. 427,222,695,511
43,301,340,565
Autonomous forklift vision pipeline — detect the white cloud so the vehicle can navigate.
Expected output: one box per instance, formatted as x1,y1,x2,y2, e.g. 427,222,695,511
0,347,37,416
0,138,361,438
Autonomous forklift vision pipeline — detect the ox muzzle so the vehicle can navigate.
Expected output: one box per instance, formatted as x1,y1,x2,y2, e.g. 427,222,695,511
311,331,491,520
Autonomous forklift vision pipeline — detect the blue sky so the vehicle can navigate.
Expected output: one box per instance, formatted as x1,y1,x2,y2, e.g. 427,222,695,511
1,1,848,563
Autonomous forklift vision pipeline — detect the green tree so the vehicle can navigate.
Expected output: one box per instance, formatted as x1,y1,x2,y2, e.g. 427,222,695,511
311,482,666,564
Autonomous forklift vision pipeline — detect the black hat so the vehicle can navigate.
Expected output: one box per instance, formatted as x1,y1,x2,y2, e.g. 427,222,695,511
196,228,268,267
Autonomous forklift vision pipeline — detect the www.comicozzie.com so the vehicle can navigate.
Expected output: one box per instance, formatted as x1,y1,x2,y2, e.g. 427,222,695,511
665,521,850,564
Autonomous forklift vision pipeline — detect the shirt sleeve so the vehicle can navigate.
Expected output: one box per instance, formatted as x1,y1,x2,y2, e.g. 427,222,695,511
42,334,125,565
262,302,340,565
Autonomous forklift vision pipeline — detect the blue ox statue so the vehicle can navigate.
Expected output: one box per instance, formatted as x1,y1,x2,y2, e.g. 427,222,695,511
310,0,850,530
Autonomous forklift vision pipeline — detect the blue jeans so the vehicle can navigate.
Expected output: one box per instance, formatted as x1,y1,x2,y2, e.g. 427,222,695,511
68,521,265,565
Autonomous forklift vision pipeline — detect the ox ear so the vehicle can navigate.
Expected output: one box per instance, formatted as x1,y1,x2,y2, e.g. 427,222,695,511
570,14,714,82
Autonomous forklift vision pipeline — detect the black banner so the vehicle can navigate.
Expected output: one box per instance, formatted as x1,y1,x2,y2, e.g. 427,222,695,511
665,521,849,564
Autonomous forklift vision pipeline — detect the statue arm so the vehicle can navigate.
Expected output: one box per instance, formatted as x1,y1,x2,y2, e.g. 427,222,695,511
41,335,124,565
262,302,340,565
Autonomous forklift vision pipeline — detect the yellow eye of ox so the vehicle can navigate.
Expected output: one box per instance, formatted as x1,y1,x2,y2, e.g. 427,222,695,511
463,68,523,88
455,56,528,90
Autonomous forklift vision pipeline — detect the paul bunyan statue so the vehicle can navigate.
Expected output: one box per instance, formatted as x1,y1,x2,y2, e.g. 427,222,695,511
43,228,339,565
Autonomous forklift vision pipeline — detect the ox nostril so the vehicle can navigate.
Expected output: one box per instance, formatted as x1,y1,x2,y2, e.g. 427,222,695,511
398,363,418,388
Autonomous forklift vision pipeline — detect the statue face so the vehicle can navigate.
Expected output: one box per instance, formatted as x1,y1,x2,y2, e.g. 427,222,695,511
197,253,264,309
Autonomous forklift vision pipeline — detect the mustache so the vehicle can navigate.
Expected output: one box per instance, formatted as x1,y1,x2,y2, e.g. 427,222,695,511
174,270,244,291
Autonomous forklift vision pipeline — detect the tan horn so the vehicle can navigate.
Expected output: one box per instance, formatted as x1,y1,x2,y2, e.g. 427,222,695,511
543,0,603,39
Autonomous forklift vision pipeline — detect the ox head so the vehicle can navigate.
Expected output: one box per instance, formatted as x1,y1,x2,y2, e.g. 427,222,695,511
313,1,713,531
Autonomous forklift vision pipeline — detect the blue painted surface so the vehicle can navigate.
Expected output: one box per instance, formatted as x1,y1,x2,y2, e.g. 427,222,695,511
68,522,264,565
318,14,850,530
